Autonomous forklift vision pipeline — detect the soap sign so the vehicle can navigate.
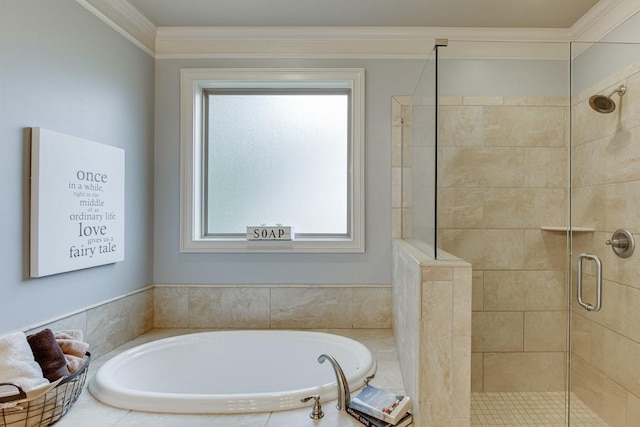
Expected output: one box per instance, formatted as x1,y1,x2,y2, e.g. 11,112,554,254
246,226,293,241
30,127,125,277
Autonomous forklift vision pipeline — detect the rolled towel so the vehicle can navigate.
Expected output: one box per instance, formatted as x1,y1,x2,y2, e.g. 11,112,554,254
27,329,70,382
56,339,89,358
64,354,84,374
54,330,83,342
0,331,49,392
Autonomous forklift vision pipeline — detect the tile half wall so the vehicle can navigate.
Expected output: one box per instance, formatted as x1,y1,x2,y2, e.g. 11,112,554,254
24,284,392,358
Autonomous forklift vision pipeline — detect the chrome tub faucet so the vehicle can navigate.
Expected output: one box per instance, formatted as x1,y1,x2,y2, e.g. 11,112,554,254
317,353,350,410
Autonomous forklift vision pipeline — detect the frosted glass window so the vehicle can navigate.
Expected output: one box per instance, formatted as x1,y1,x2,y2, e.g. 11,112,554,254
205,90,349,236
180,68,364,253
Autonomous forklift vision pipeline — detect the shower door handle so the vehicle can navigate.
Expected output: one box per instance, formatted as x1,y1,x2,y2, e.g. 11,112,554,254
576,252,602,312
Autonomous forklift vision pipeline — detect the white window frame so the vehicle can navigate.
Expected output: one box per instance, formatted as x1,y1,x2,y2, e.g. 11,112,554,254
180,68,365,253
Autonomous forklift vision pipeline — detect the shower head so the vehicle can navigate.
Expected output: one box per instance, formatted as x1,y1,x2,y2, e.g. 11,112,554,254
589,85,627,114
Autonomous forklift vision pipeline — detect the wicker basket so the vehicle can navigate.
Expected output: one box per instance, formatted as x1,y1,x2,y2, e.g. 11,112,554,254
0,353,91,427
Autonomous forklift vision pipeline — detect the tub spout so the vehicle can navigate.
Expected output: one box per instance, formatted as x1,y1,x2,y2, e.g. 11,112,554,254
317,353,350,410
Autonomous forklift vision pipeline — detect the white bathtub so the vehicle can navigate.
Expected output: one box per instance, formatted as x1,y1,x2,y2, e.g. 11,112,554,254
89,330,376,414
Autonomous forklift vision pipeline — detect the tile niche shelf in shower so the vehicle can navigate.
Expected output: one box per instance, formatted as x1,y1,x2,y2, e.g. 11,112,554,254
540,226,595,232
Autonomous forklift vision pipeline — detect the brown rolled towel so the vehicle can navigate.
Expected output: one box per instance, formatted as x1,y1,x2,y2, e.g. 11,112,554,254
27,329,70,382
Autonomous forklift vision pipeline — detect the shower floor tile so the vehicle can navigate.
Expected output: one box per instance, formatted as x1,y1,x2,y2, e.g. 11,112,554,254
471,391,609,426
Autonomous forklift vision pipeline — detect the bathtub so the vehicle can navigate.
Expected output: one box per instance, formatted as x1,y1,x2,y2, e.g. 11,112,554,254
89,330,376,414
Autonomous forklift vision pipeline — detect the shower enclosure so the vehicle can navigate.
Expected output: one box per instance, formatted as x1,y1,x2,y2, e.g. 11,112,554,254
398,33,640,426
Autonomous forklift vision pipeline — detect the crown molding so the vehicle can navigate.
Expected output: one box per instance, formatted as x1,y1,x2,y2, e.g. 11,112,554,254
76,0,156,56
570,0,640,42
78,0,640,59
154,26,575,59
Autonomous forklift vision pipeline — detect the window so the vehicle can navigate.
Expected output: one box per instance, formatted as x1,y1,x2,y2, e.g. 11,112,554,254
180,68,365,252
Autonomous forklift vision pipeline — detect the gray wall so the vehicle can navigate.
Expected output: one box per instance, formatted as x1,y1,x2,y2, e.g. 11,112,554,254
573,10,640,92
153,56,572,285
0,0,155,333
440,58,569,97
153,58,426,285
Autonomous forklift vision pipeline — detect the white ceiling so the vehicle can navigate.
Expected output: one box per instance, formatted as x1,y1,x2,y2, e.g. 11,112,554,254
127,0,600,29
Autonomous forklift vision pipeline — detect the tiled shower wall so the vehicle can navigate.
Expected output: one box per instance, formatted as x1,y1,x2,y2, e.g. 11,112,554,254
432,96,570,392
571,60,640,426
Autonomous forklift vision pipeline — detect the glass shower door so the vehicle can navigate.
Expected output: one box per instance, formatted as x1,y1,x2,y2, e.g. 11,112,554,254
569,39,640,426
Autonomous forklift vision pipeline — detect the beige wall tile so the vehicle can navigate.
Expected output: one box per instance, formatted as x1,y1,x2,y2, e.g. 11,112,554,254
482,188,565,229
472,271,484,312
628,287,640,343
524,147,568,188
524,229,568,270
352,287,392,328
154,286,188,328
484,106,565,147
504,96,545,106
392,242,421,402
438,188,484,229
524,311,566,351
463,96,503,106
422,266,453,281
471,352,483,392
453,267,472,337
188,287,270,329
591,322,640,398
571,312,592,363
452,336,471,420
483,270,565,311
622,71,640,129
628,392,640,427
441,147,524,188
87,290,153,358
484,352,565,391
392,207,402,239
472,311,523,352
579,279,627,336
392,124,402,167
439,106,483,147
392,167,402,208
420,281,453,426
439,96,463,106
545,97,569,107
271,287,352,328
572,355,627,427
442,229,524,270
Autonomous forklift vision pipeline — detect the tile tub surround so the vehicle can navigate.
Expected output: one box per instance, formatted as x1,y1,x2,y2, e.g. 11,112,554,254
54,328,404,427
153,284,392,330
23,287,154,359
393,240,472,427
16,284,390,361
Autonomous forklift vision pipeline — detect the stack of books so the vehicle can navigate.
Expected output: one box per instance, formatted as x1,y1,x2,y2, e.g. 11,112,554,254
346,385,413,427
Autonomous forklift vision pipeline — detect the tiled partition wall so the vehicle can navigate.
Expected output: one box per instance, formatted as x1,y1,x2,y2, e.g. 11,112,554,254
392,97,472,426
392,240,472,427
571,60,640,426
437,95,570,392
